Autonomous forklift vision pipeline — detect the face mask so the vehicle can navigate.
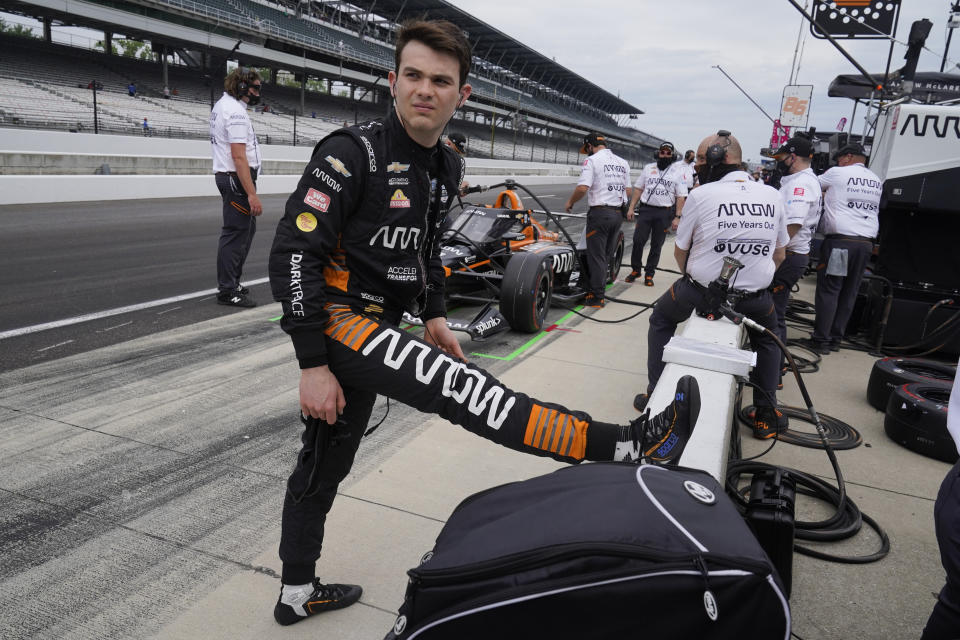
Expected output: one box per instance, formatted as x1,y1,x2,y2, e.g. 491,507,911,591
775,158,791,175
246,93,261,107
656,156,672,171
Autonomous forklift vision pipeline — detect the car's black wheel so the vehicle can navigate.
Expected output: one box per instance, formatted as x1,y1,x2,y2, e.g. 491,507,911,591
884,383,956,463
500,252,553,333
866,357,955,411
607,231,624,285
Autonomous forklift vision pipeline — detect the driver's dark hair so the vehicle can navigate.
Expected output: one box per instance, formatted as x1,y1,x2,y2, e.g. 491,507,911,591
395,19,472,87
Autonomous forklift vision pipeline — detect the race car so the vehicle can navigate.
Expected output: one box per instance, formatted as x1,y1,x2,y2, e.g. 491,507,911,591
419,182,624,340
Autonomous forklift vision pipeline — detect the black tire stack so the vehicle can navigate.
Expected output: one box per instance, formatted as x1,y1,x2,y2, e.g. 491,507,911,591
866,357,957,462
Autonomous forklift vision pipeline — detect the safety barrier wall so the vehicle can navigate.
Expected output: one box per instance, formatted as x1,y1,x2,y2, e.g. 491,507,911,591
0,128,595,204
657,315,749,483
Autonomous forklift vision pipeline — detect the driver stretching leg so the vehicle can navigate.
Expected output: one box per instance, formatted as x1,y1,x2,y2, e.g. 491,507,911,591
268,19,702,626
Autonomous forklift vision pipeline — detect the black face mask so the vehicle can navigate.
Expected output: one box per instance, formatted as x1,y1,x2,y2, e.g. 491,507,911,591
246,93,261,107
776,158,792,175
696,163,741,185
656,156,672,171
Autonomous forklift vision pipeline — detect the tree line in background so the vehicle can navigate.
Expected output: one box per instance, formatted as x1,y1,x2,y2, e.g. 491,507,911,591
0,17,38,38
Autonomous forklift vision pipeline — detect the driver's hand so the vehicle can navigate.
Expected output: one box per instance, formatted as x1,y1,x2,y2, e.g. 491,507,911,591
627,210,635,221
564,201,573,213
300,365,345,425
424,317,466,361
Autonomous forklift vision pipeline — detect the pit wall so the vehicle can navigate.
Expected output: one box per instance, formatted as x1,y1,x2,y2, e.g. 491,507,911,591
0,128,592,204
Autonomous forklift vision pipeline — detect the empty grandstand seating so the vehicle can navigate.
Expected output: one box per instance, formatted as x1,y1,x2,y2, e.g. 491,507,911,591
0,19,656,165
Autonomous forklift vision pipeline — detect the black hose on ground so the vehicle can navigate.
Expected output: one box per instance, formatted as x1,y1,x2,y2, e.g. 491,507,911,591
725,312,889,564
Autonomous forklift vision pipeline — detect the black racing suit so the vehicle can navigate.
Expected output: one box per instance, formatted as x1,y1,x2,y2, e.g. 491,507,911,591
268,112,620,585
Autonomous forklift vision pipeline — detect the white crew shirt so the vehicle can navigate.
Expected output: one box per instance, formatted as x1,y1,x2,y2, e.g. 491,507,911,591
210,92,261,173
817,163,882,238
684,160,696,189
633,161,689,207
577,148,631,208
676,171,789,292
779,167,822,255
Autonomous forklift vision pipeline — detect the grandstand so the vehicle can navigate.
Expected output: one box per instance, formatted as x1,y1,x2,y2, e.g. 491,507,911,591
0,0,666,167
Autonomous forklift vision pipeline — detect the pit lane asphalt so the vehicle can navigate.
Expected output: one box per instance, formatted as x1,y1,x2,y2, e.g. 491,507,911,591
0,183,584,374
0,180,628,639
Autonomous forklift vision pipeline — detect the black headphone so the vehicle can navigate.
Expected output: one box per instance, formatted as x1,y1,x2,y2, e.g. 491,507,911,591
238,66,250,93
705,130,732,166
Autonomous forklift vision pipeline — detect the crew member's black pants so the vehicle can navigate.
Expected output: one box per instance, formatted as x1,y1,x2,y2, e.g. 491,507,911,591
215,168,258,293
922,459,960,640
585,206,623,299
770,252,808,372
813,236,872,348
646,278,779,407
279,305,619,584
630,204,673,276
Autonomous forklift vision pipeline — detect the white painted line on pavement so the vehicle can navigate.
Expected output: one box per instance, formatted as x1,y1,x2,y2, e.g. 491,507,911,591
0,278,270,340
97,321,134,333
37,340,74,352
156,306,182,315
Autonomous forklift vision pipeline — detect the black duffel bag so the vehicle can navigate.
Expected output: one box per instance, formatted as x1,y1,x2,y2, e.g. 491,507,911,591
384,463,790,640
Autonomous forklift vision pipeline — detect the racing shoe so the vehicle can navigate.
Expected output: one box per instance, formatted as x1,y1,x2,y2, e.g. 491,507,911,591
624,271,640,283
217,290,256,308
615,375,701,464
753,406,788,440
274,580,363,626
584,294,605,308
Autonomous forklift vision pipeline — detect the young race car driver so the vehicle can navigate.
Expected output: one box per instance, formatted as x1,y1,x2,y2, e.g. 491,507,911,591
268,18,703,627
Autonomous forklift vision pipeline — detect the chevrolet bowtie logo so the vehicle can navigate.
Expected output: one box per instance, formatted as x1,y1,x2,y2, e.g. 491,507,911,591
325,155,352,177
387,161,411,173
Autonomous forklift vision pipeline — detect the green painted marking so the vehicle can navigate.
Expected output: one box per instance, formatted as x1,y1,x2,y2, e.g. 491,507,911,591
269,315,283,322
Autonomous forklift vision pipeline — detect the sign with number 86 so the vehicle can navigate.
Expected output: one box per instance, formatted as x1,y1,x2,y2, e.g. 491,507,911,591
780,85,813,128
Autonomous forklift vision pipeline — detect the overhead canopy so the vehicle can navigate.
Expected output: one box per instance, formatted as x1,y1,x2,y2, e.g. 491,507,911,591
341,0,642,115
828,71,960,103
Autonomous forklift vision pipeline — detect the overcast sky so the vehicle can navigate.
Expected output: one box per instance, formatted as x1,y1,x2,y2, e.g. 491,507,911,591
450,0,958,162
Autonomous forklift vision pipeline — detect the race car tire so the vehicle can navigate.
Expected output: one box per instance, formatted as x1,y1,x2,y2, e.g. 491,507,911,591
884,383,957,463
500,252,553,333
606,231,624,285
866,357,955,411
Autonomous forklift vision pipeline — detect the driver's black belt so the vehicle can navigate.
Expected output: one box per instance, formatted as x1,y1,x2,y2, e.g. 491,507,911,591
588,205,622,212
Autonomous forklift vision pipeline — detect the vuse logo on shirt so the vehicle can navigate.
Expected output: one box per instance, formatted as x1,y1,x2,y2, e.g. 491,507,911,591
793,187,805,196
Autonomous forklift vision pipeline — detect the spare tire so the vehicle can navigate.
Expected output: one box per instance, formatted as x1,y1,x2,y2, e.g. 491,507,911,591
884,383,957,463
500,252,553,333
866,357,955,411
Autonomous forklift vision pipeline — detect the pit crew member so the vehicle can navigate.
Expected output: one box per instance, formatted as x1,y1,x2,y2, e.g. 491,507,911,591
811,142,882,354
768,136,822,381
210,67,263,307
564,133,631,307
636,130,789,439
625,142,689,286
